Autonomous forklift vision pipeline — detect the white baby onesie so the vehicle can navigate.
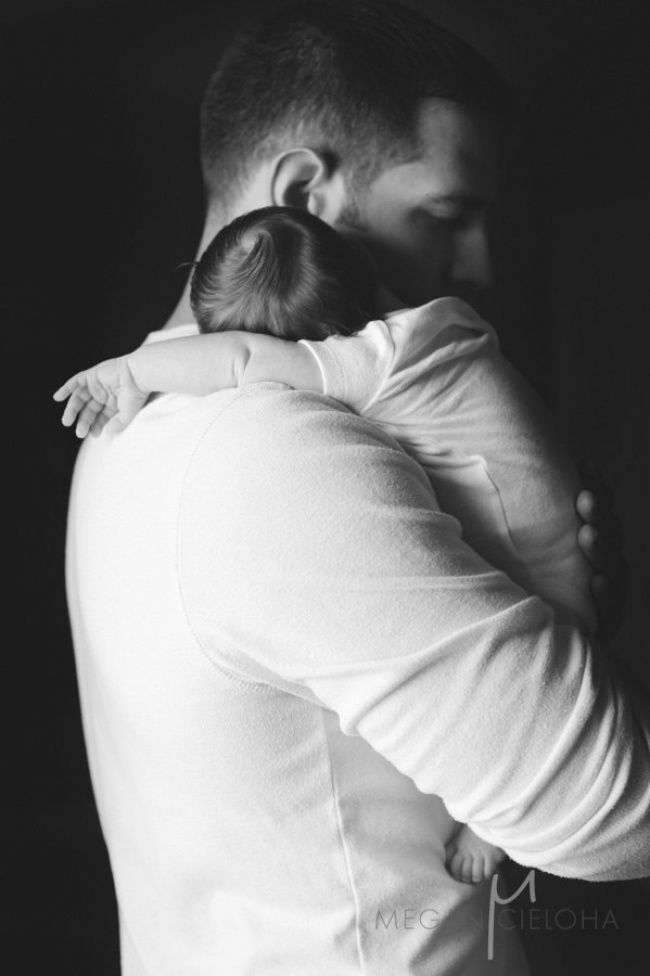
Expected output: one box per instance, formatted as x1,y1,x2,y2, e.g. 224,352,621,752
300,296,595,632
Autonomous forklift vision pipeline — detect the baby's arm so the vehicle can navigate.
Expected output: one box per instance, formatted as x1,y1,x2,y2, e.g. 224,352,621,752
53,331,323,437
128,331,323,395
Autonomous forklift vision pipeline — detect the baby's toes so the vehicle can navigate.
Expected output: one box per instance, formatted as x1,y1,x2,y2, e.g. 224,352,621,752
449,852,488,885
469,856,482,884
483,847,505,878
444,840,458,868
446,850,465,883
457,855,474,885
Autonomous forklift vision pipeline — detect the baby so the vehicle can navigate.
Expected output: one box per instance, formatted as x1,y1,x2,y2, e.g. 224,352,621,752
54,205,596,885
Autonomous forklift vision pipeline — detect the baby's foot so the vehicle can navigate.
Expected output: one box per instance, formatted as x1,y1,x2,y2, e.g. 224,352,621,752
445,824,505,884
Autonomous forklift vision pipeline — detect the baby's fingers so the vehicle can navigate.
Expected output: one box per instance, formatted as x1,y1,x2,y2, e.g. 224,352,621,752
75,399,108,439
89,412,112,438
61,387,92,427
53,374,85,402
60,387,92,427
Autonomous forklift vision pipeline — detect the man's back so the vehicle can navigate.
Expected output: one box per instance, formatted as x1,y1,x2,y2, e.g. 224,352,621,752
66,365,531,974
67,329,650,973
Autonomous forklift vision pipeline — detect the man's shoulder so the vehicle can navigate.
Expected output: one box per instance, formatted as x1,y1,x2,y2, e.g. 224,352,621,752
72,382,394,515
175,382,433,545
178,380,438,547
144,322,200,344
188,383,399,461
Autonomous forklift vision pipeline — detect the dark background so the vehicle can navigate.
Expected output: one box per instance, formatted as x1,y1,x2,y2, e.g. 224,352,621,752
5,0,650,972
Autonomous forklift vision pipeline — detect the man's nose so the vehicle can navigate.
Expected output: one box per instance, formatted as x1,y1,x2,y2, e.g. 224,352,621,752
450,223,493,292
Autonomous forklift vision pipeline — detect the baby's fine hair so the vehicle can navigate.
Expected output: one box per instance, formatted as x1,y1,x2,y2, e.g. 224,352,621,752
189,206,380,341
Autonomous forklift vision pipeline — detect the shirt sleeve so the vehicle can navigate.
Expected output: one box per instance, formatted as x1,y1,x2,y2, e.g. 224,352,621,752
178,385,650,882
298,319,396,411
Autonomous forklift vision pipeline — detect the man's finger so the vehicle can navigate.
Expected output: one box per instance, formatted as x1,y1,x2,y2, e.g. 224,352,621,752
575,488,616,525
578,524,627,579
576,489,624,546
577,459,615,509
575,489,596,523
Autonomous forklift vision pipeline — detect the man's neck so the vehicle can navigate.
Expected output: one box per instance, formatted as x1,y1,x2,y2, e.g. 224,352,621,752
163,285,195,331
162,218,223,331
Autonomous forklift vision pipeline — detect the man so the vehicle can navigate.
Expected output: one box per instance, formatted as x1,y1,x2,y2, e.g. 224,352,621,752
65,3,645,974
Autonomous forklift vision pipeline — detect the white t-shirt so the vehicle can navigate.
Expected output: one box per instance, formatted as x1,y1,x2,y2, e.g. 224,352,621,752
300,296,596,633
65,324,650,976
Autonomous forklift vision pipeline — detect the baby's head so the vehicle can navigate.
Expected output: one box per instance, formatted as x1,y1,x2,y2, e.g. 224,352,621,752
190,206,380,340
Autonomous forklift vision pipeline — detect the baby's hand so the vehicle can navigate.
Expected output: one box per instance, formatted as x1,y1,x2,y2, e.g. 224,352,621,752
53,355,149,438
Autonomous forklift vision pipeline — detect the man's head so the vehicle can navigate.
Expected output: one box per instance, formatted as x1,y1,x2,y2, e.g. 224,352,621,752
190,206,380,340
200,1,513,306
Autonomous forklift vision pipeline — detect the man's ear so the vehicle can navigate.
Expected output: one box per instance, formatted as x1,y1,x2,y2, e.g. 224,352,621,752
270,148,347,223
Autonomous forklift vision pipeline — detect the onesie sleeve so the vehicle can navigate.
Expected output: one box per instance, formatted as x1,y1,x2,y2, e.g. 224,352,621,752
297,299,493,411
178,386,650,883
372,296,499,405
298,319,396,411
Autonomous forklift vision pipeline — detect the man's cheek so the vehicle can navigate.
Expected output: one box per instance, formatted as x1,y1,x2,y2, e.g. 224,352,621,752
392,254,448,306
361,228,447,305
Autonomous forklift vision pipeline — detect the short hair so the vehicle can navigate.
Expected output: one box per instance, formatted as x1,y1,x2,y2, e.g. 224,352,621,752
200,0,513,207
189,206,380,340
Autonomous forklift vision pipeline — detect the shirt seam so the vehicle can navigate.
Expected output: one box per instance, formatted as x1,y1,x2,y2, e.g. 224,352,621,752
319,708,367,976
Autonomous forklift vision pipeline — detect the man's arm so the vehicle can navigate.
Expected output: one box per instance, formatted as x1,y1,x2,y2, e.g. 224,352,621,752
178,387,650,882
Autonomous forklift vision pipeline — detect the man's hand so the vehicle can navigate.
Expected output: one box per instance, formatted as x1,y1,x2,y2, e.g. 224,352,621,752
53,355,149,439
576,460,628,640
